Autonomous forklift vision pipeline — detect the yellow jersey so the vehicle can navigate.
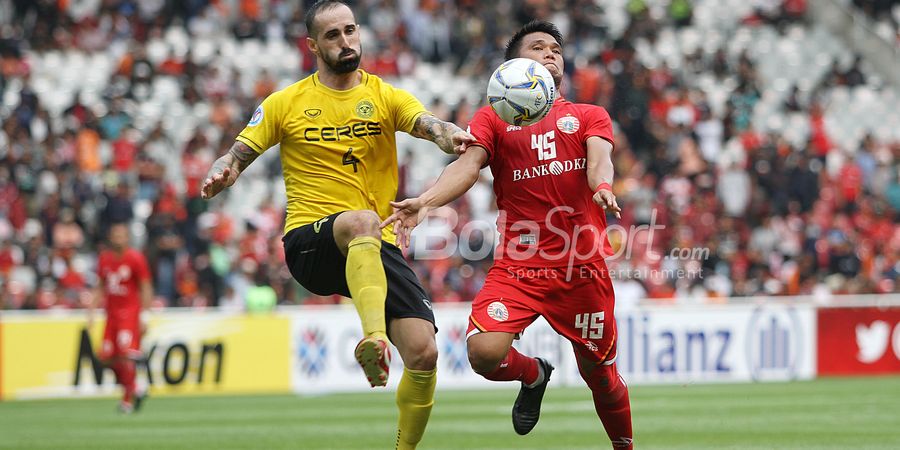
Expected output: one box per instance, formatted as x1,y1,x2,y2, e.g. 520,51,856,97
236,70,428,244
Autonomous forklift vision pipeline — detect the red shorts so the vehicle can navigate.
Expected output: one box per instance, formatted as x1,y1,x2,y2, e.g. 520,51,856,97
100,310,142,360
467,260,618,364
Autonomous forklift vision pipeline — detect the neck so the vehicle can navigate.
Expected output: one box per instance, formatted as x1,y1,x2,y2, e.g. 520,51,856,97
317,68,362,90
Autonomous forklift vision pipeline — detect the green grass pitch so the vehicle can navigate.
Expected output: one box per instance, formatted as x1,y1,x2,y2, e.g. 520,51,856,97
2,377,898,449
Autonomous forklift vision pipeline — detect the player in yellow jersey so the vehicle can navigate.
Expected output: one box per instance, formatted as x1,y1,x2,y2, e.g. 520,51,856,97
200,1,474,448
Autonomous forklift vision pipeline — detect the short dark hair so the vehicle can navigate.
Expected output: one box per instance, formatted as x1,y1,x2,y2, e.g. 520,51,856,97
305,0,350,38
505,21,564,60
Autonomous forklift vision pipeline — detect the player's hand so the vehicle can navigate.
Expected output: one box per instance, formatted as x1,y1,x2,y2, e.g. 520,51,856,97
381,198,429,248
201,166,237,200
451,130,476,155
593,188,622,219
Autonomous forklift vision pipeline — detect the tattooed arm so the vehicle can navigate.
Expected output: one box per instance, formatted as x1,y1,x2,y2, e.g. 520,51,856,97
409,114,476,155
200,141,260,200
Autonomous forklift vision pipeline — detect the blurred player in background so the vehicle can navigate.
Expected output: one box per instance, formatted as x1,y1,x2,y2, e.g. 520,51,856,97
88,222,152,414
384,21,633,449
200,1,474,448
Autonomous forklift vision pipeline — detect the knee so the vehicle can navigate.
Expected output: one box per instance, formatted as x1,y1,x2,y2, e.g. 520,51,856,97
402,339,438,371
467,345,506,375
345,210,381,239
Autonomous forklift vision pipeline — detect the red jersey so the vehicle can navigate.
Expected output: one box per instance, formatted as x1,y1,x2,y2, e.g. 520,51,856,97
469,97,615,267
97,248,151,315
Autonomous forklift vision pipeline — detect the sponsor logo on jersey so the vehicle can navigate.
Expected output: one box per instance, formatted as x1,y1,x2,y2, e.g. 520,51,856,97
487,301,509,322
506,125,523,132
512,157,587,182
548,160,564,175
303,121,382,142
556,115,579,134
355,99,375,119
519,234,536,245
248,106,264,126
304,108,322,118
585,341,599,352
422,299,433,310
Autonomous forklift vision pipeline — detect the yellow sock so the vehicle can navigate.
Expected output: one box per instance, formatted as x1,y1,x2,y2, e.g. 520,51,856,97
346,236,387,338
395,368,436,450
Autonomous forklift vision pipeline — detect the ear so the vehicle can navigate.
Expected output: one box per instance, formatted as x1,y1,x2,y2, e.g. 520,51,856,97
306,36,318,56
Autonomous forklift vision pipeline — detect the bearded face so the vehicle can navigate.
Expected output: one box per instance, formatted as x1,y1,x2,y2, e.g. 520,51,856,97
322,46,361,74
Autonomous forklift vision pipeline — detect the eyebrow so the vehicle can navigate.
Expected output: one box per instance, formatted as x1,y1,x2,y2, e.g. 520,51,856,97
529,39,561,48
323,23,356,36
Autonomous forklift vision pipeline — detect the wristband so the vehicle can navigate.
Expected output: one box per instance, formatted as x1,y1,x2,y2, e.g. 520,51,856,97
594,182,612,194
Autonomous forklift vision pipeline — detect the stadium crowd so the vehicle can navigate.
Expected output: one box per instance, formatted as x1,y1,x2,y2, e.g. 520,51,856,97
0,0,897,310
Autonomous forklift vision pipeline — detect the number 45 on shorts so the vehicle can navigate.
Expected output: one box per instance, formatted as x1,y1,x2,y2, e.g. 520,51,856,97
575,312,604,339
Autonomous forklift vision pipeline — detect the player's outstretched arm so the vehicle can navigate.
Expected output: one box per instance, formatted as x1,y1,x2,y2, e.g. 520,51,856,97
381,146,487,248
586,136,622,219
201,141,260,200
409,114,476,155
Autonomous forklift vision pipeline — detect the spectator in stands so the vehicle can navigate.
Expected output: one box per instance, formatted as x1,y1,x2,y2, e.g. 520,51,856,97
0,0,896,310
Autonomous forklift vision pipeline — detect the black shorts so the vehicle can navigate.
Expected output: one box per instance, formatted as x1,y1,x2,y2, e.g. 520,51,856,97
282,212,435,327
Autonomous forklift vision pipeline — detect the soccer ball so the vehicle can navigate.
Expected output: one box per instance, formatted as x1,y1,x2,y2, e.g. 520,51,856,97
486,58,556,126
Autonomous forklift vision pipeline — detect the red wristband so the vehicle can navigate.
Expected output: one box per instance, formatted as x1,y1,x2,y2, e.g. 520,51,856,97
594,182,612,194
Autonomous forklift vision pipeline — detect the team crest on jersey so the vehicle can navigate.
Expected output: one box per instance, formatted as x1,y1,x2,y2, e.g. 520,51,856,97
355,100,375,119
487,301,509,322
556,115,579,134
304,108,322,118
248,106,264,126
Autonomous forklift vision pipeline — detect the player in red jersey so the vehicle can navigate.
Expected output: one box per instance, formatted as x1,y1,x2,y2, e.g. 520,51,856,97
383,21,633,449
88,222,153,413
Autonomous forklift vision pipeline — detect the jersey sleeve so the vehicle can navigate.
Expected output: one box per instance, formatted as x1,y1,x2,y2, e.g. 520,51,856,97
468,107,499,166
582,106,614,148
389,86,429,133
236,90,287,153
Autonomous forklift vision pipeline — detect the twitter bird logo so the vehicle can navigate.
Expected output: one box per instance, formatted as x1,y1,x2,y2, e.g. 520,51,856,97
856,321,890,363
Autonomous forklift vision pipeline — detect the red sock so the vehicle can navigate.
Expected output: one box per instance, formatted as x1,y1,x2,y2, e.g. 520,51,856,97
580,361,633,449
113,360,136,404
592,374,633,449
480,347,539,385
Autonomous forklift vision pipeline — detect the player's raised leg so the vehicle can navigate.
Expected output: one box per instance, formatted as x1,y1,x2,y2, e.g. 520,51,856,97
467,331,553,435
389,317,438,450
333,210,391,386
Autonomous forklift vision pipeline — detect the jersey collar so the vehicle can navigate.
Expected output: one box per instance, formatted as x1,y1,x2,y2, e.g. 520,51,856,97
312,70,369,98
